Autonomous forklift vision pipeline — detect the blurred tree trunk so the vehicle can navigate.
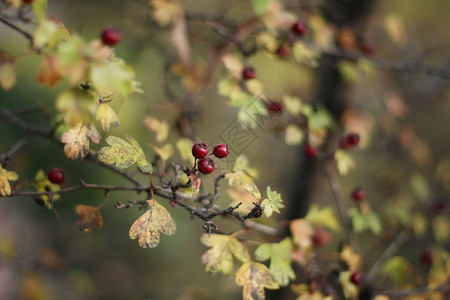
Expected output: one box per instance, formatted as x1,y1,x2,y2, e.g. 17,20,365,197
270,1,375,299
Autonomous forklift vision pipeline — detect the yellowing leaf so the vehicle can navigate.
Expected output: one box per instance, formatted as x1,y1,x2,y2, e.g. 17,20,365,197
129,200,176,248
290,219,313,250
261,186,284,217
222,54,244,79
292,41,320,68
75,204,103,232
428,247,450,288
149,143,174,162
151,0,182,27
38,56,62,88
334,149,355,175
96,103,120,132
33,18,70,49
176,138,194,164
338,271,359,299
228,186,260,213
412,212,427,237
90,59,136,96
432,215,450,243
285,124,304,146
380,256,411,285
291,283,331,300
201,233,249,275
305,204,339,232
0,52,16,90
33,169,60,209
235,262,279,300
339,245,361,272
226,155,258,186
98,134,152,173
0,166,19,196
32,0,48,23
251,0,271,16
56,89,97,126
282,95,302,117
243,183,261,200
61,123,100,160
143,117,169,143
255,238,295,286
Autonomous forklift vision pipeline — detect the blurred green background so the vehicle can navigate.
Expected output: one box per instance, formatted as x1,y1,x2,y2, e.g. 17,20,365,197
0,0,449,299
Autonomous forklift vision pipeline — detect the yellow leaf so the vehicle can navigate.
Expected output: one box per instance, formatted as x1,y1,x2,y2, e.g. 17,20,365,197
61,123,100,160
56,89,97,126
38,56,62,88
143,117,169,143
228,186,259,213
222,54,244,79
334,149,355,175
149,143,174,162
96,103,120,132
33,18,70,49
33,169,60,209
338,271,359,299
151,0,182,27
339,245,361,272
201,233,249,275
176,138,194,164
235,262,279,300
243,183,261,200
0,52,16,90
412,212,427,237
285,124,304,146
428,247,450,288
290,219,313,250
305,204,339,232
432,215,450,243
129,200,176,248
75,204,103,232
98,134,152,173
0,166,19,196
90,59,136,97
282,95,302,117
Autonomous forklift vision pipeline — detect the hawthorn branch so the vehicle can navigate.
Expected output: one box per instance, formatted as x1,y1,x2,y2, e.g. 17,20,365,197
381,281,450,298
0,15,33,43
0,137,28,162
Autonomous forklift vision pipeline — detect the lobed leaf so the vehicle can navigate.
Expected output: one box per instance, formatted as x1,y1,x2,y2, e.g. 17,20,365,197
305,204,339,232
129,200,176,248
0,166,19,197
61,123,100,160
75,204,103,232
261,186,284,217
96,103,120,132
201,233,249,275
235,262,279,300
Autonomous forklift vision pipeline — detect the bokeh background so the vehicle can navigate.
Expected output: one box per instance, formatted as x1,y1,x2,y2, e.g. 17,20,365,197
0,0,449,299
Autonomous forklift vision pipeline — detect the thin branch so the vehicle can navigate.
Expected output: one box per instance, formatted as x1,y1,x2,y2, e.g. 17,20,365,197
381,281,450,298
319,160,359,252
0,137,28,162
0,15,33,42
365,230,410,284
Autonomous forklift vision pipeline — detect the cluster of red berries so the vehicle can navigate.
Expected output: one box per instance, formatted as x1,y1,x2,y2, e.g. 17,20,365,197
192,142,229,174
47,168,64,184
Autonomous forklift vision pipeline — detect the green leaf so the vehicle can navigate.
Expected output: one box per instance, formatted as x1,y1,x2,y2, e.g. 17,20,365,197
32,0,47,23
129,200,176,248
201,234,249,275
335,149,355,175
307,107,334,132
90,59,136,96
380,256,411,285
98,134,152,173
338,271,359,299
261,186,284,217
305,204,339,232
255,238,295,286
292,41,320,67
348,207,382,235
33,18,70,49
235,262,279,300
237,99,268,129
251,0,271,16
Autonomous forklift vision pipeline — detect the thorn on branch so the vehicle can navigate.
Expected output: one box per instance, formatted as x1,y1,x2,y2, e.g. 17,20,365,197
203,220,219,236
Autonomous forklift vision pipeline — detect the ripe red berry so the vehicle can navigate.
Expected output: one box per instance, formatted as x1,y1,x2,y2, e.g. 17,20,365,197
340,132,360,149
47,168,64,184
292,20,307,36
305,144,317,158
213,143,229,159
361,43,375,56
101,27,122,46
23,0,34,4
242,66,257,80
198,157,215,174
266,101,283,116
276,45,290,58
350,271,363,285
351,188,366,202
420,249,433,265
192,142,209,159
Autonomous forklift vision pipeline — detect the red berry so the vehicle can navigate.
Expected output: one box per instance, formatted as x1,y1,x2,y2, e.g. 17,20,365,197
101,27,122,46
242,66,257,80
351,188,365,202
47,168,64,184
431,198,446,215
340,132,360,149
266,101,283,116
305,144,317,158
361,43,375,56
23,0,34,4
292,20,307,36
198,157,215,174
276,45,290,58
192,142,209,159
213,143,229,159
350,271,363,285
420,249,433,265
